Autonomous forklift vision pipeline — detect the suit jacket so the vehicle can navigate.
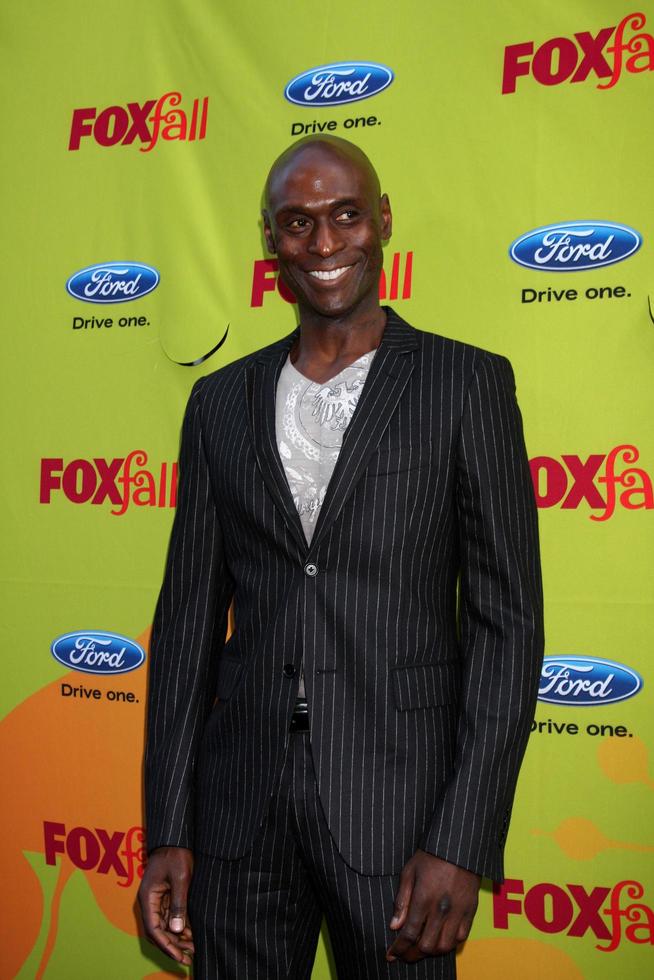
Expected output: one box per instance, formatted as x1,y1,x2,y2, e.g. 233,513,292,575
145,307,544,881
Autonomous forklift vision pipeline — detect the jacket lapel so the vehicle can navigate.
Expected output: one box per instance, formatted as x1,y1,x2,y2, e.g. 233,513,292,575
245,326,308,553
244,308,418,555
308,309,417,551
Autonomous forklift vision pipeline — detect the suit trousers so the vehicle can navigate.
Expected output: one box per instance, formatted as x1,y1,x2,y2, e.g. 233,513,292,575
188,730,456,979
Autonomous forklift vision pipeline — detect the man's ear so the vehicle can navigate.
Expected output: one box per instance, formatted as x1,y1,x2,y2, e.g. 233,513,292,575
262,210,277,253
380,194,393,242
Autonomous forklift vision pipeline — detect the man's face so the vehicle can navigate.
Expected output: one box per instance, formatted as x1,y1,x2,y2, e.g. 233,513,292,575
263,145,392,320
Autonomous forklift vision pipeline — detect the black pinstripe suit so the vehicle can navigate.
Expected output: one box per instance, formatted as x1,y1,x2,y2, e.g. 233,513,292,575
145,307,543,967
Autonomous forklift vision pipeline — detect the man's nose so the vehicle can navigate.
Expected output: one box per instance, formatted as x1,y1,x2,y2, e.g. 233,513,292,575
308,220,343,258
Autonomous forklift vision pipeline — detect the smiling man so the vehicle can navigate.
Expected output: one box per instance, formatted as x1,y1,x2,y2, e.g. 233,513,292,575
139,136,544,979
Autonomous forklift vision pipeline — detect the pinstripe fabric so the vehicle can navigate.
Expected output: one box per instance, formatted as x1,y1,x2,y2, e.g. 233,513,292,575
145,307,544,882
188,731,455,979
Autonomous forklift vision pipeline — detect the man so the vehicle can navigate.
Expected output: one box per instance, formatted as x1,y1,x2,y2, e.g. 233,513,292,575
139,136,544,978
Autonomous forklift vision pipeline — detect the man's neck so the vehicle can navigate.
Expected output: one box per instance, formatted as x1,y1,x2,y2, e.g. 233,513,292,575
290,304,386,384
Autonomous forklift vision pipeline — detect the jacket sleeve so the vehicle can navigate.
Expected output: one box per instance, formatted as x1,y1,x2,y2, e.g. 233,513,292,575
144,378,234,853
419,353,544,882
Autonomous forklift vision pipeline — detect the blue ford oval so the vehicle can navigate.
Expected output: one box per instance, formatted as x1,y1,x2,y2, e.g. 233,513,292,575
51,630,146,675
538,656,643,706
285,61,394,107
66,262,159,303
509,221,641,272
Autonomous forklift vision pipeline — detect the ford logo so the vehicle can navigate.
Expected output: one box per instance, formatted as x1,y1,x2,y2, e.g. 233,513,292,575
285,61,394,107
51,631,146,675
509,221,641,272
538,656,643,706
66,262,159,304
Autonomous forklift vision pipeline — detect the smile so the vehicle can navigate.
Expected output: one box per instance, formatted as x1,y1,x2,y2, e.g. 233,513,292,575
307,265,353,281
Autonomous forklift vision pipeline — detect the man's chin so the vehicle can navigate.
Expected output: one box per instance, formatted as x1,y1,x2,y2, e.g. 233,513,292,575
301,302,359,324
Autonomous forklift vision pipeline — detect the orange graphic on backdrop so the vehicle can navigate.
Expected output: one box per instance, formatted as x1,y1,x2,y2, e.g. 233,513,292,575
598,734,654,789
0,628,154,977
530,736,653,865
532,816,654,861
458,936,584,979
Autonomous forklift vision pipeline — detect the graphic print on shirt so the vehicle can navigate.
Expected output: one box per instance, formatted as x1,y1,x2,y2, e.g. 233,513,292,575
277,352,375,537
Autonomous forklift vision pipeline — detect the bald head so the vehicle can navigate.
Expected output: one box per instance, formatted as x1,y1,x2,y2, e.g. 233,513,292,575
264,136,381,213
261,135,392,321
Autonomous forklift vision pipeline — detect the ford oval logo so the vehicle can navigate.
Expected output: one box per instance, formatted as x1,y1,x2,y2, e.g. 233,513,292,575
66,262,159,304
538,656,643,706
51,631,146,675
285,61,394,107
509,221,641,272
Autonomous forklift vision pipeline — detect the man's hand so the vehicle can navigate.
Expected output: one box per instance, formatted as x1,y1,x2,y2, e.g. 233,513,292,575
138,846,195,966
387,850,480,963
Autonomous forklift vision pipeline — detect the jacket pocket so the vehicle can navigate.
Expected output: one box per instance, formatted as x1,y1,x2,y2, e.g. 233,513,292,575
215,655,243,700
365,441,433,477
391,661,460,711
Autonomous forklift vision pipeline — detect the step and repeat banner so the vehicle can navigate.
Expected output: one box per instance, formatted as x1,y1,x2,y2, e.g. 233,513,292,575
2,1,652,977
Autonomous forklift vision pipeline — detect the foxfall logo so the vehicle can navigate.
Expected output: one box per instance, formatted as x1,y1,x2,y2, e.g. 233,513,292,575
529,445,653,521
539,657,643,706
51,631,145,675
40,452,177,516
66,263,159,304
502,11,654,93
68,91,208,151
509,222,641,272
285,62,394,106
44,821,144,886
494,877,653,953
251,252,413,307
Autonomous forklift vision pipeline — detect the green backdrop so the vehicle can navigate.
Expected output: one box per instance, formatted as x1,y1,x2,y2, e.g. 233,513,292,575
2,1,652,976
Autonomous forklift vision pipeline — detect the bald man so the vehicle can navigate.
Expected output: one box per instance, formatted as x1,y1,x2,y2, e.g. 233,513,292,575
139,136,544,979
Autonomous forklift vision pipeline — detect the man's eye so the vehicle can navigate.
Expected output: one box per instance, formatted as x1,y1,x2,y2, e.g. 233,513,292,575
287,217,309,230
336,210,358,222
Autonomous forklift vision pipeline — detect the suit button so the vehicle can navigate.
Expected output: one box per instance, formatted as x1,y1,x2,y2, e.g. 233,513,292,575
283,664,297,678
304,563,318,577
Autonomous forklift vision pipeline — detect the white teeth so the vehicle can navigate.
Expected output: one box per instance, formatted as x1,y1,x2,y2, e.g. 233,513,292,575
308,266,351,281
